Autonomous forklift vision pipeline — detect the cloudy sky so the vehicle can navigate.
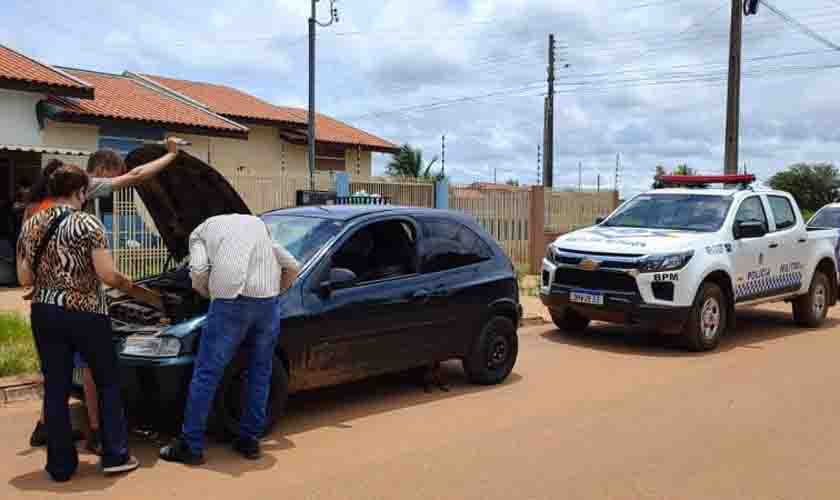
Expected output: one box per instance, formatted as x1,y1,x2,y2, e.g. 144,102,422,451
4,0,840,197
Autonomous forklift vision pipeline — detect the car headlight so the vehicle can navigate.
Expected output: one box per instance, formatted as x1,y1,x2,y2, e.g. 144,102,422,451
122,335,181,358
639,250,694,273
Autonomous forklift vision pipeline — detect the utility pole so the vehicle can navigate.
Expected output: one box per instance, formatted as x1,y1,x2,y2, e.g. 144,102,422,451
614,153,621,193
723,0,744,175
537,144,542,185
597,173,601,193
441,134,446,176
578,161,582,192
308,0,339,190
542,33,556,187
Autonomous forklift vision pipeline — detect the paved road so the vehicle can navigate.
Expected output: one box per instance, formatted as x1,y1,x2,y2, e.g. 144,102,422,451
3,304,840,499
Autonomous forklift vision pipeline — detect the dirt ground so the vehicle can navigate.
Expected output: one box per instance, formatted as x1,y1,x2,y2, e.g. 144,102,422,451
3,303,840,499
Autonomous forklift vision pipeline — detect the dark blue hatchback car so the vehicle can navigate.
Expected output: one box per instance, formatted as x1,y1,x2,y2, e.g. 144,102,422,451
95,146,521,437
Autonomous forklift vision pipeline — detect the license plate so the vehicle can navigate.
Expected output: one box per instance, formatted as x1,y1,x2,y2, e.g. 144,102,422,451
570,290,604,306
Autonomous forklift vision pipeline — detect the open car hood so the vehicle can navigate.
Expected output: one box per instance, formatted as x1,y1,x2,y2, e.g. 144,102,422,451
124,145,251,261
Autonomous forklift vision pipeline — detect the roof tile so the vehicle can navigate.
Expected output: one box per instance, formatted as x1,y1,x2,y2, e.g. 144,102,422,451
51,69,247,137
142,74,397,151
0,44,93,98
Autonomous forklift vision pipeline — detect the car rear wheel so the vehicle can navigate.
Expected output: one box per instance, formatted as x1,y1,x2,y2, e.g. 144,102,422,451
793,271,830,328
463,316,518,385
551,308,591,333
682,282,727,352
209,353,288,440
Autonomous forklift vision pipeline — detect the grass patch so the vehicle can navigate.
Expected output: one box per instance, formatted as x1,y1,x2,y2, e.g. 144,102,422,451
0,313,39,377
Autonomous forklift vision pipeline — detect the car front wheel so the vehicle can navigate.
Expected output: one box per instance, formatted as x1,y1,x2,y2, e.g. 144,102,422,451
683,282,727,352
210,353,289,440
463,316,518,385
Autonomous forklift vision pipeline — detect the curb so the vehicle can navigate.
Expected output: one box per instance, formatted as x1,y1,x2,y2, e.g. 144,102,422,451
0,375,43,406
521,316,549,328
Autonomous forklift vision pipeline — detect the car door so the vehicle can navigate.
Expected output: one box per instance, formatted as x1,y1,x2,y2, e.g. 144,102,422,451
299,217,435,387
732,195,772,303
765,194,806,295
416,218,497,359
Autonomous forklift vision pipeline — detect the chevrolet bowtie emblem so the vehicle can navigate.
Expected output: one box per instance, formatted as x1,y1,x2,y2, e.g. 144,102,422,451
579,258,601,272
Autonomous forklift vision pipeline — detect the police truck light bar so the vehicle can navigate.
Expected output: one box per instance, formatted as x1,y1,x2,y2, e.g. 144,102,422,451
659,174,755,186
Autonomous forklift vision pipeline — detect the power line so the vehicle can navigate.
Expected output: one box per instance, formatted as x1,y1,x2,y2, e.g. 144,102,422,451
759,0,840,51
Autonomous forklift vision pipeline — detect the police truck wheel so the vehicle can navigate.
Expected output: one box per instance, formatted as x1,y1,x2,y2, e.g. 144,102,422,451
683,282,727,352
551,308,591,333
209,353,288,440
793,271,829,328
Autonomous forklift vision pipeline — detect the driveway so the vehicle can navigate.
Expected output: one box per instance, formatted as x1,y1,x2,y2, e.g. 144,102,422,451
2,304,840,499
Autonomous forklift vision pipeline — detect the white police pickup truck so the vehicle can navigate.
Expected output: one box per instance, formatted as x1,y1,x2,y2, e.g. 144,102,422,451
541,175,840,351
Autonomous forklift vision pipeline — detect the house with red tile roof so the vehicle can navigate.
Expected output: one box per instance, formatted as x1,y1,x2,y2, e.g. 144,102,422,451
135,73,397,177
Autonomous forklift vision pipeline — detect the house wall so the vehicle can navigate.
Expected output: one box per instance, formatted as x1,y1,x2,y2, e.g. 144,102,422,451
42,121,99,151
177,125,373,178
0,89,44,146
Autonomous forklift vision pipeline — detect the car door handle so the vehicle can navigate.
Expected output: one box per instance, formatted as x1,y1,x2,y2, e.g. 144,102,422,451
769,243,779,249
798,238,807,243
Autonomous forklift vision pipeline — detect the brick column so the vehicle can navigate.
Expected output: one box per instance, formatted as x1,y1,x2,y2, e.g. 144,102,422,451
529,185,546,275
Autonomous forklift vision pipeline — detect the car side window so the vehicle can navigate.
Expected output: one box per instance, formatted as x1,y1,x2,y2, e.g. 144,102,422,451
767,196,797,231
330,219,417,285
419,219,493,273
734,196,768,231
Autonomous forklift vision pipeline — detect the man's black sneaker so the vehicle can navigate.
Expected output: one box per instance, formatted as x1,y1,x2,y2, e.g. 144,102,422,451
101,455,140,475
232,437,261,460
159,437,204,465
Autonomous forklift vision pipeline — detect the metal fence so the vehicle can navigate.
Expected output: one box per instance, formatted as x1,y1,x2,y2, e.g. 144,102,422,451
544,190,616,233
449,185,532,268
350,177,435,208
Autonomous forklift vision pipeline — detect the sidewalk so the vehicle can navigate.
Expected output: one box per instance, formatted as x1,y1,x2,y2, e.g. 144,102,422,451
520,295,550,325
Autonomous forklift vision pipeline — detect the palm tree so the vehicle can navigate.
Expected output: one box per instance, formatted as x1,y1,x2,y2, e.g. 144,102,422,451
387,144,443,180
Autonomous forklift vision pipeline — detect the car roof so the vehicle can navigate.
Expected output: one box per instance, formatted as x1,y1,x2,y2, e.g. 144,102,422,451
261,205,473,223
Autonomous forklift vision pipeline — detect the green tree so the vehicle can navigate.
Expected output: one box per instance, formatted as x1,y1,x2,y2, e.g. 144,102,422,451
652,164,701,188
768,163,840,213
386,144,443,180
505,179,520,187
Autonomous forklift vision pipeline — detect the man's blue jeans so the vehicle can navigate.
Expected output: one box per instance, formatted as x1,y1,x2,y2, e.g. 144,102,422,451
182,295,281,454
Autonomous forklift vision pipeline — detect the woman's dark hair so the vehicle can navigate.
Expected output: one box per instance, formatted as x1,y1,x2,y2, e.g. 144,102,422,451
48,164,90,199
87,149,125,176
26,159,65,204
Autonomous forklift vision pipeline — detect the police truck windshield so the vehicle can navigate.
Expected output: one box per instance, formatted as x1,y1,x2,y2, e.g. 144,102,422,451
603,194,733,232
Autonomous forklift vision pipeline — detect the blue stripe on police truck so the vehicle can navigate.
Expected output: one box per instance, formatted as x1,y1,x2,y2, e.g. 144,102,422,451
736,269,803,302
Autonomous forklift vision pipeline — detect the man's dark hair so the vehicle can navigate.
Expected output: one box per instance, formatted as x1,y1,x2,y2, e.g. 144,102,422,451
87,149,125,175
49,164,90,199
26,159,65,204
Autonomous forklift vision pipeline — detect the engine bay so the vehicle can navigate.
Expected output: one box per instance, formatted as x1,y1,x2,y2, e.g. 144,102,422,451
108,267,209,336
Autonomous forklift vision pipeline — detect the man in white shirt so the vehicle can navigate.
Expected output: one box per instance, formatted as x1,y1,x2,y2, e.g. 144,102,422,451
160,214,299,464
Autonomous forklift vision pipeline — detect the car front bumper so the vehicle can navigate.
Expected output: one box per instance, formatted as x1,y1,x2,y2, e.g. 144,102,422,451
540,287,691,334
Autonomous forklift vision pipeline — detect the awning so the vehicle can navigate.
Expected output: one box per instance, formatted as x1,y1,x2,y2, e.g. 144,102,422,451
0,144,91,156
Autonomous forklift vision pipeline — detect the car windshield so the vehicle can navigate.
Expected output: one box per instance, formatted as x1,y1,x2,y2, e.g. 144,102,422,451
262,215,344,266
603,194,733,232
808,207,840,228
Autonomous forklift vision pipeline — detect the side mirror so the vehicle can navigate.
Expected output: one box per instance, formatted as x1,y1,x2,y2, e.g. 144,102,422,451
735,220,767,240
319,268,357,296
595,217,605,225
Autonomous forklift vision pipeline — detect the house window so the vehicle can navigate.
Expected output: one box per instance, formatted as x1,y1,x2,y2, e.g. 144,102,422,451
315,144,346,171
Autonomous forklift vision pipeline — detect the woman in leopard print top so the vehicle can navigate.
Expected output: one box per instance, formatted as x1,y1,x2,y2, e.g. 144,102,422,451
16,165,161,482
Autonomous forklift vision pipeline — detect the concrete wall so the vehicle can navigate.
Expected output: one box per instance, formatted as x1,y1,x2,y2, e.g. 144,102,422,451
42,121,99,151
0,89,44,146
178,125,373,178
